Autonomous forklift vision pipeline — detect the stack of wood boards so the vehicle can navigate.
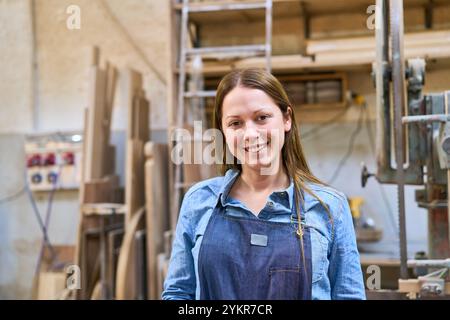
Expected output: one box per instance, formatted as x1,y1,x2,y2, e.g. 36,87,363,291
74,47,122,300
189,30,450,75
306,30,450,66
115,69,151,300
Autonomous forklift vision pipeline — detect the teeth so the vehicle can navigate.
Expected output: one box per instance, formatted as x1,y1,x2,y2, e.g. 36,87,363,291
244,142,269,153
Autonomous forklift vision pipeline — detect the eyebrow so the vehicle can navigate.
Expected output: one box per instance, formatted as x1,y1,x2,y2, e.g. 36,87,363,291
224,108,270,120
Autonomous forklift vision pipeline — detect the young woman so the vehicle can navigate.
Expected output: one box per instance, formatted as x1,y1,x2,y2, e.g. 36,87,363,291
162,68,366,300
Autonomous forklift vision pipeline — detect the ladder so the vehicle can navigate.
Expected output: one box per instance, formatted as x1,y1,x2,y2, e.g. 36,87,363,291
171,0,273,230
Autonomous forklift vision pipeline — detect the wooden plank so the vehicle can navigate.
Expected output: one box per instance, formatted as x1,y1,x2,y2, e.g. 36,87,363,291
103,144,116,177
33,245,75,299
74,110,88,299
398,279,450,296
115,207,145,300
144,143,170,299
156,254,169,299
131,92,150,141
137,94,150,142
83,175,120,204
104,63,117,148
307,30,450,55
81,203,126,215
125,139,146,226
37,272,67,300
122,69,143,140
107,228,124,299
84,66,107,180
123,69,149,227
80,222,101,300
90,281,102,300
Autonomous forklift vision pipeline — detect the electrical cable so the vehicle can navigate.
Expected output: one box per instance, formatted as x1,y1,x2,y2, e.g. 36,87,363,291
327,104,365,185
300,107,349,140
0,186,26,204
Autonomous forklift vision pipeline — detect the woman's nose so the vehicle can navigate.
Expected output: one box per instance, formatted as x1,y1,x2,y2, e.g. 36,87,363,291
243,122,260,143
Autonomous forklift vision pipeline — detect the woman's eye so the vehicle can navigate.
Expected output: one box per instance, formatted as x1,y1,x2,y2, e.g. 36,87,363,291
229,121,240,127
257,114,269,121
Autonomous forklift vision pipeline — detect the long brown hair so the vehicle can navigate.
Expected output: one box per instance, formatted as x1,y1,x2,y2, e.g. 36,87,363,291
213,68,333,263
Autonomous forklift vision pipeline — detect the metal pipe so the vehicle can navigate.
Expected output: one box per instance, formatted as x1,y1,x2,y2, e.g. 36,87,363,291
407,259,450,268
402,114,450,124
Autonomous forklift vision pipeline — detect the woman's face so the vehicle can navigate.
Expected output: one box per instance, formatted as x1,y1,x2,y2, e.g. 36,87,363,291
221,86,291,173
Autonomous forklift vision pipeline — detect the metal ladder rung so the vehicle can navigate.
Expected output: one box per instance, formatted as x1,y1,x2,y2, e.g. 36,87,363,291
186,2,267,13
186,44,267,57
184,90,216,98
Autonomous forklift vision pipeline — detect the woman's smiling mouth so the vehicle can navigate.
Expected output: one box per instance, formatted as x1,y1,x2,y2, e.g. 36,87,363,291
244,141,270,153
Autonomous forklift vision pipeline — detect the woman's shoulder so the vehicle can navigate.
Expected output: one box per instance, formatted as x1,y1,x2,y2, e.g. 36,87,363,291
304,182,349,218
307,182,347,202
182,175,225,206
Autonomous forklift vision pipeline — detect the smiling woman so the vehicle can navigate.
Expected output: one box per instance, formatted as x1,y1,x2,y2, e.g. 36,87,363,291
221,85,289,177
162,68,366,300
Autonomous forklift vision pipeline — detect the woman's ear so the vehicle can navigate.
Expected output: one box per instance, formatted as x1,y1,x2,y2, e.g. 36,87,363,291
284,106,293,132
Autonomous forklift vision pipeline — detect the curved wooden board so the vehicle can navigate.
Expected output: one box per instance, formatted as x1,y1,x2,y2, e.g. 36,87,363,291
115,207,145,300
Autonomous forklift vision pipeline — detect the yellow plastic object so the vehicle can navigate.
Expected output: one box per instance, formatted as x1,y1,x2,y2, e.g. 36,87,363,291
354,94,366,106
349,197,364,220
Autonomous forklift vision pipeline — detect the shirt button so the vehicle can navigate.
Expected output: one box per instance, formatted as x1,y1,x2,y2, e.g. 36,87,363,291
267,201,274,207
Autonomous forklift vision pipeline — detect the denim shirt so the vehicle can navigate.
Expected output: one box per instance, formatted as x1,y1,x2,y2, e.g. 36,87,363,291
162,169,366,300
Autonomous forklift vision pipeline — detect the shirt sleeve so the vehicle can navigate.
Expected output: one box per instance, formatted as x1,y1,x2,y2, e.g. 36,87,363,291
161,192,196,300
328,195,366,300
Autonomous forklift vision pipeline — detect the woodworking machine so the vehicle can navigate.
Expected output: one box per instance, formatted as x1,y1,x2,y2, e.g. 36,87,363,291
363,0,450,298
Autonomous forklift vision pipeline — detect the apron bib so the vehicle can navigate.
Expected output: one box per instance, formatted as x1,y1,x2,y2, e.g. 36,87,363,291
198,197,312,300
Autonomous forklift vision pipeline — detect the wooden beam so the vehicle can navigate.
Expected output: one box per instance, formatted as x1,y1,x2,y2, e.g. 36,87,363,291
144,143,170,299
125,139,146,226
84,66,107,180
123,68,149,227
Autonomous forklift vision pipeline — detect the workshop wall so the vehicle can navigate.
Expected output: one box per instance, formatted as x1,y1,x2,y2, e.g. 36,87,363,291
0,0,169,299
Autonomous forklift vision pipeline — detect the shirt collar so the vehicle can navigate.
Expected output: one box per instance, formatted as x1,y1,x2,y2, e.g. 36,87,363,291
218,169,320,212
218,169,240,207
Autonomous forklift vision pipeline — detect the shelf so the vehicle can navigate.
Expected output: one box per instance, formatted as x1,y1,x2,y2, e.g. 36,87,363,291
181,29,450,76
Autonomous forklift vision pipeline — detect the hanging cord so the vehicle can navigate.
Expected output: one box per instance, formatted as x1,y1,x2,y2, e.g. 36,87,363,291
26,164,63,279
0,186,26,204
301,107,349,140
327,104,365,185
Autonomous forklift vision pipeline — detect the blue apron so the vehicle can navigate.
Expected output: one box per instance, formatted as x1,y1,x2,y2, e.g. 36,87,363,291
198,195,312,300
